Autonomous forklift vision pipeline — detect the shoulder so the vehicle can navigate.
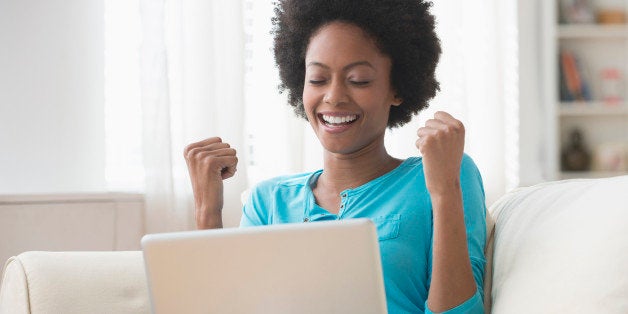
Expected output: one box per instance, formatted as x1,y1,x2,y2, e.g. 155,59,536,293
242,171,319,226
459,153,485,190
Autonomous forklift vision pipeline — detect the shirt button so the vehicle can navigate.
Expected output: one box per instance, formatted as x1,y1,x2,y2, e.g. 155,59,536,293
340,204,344,209
341,193,347,198
303,217,309,222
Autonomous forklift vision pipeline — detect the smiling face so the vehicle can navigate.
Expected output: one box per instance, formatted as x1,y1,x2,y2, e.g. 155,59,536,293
303,22,401,155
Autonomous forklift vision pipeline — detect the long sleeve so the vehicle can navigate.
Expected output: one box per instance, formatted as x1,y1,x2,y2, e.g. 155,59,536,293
425,154,487,314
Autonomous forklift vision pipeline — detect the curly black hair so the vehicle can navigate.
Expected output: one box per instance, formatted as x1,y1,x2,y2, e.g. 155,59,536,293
272,0,441,128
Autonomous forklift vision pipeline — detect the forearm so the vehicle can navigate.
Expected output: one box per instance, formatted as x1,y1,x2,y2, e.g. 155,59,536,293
427,184,477,312
194,180,224,229
195,209,223,229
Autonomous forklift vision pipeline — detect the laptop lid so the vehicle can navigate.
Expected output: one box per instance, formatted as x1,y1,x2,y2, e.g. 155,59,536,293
141,218,387,314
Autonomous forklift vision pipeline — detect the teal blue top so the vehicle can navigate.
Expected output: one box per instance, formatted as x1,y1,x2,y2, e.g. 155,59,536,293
240,154,486,314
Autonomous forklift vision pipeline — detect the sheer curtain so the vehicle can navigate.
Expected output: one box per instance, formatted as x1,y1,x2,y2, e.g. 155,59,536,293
245,0,518,205
139,0,246,231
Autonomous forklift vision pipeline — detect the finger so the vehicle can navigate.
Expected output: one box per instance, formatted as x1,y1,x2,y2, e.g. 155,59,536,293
434,111,465,130
434,111,454,121
417,127,438,138
198,148,237,159
424,119,448,131
415,137,430,155
186,143,231,159
203,155,237,172
214,156,238,179
184,137,222,155
221,164,237,180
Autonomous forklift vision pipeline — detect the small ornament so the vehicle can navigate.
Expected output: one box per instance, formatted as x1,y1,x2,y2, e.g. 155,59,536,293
561,128,591,171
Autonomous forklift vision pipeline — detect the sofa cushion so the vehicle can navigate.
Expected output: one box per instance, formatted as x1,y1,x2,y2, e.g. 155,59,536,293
0,251,149,314
489,175,628,313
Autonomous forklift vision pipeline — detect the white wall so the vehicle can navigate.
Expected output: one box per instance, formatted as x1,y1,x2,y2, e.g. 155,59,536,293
0,0,106,194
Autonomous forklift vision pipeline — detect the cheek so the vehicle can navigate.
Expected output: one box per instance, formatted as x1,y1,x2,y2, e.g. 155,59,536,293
302,87,318,112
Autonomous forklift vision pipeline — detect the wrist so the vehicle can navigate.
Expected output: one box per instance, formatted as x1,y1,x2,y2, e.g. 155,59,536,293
195,207,223,229
427,177,461,199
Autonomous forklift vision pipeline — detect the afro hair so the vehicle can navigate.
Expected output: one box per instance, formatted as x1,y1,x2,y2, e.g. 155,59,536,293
272,0,441,128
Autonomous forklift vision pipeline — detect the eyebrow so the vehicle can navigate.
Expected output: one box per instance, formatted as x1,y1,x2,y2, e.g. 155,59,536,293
306,61,375,71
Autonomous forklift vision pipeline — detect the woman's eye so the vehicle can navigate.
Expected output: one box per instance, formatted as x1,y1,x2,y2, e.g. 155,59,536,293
350,81,370,86
309,80,326,85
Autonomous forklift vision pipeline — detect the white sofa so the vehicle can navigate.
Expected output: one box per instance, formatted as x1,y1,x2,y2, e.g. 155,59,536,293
1,176,627,314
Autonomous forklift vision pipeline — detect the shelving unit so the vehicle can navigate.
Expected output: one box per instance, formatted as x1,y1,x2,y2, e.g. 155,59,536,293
542,1,628,180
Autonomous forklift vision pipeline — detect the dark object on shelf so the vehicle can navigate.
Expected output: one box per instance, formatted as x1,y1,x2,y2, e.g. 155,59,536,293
561,128,592,171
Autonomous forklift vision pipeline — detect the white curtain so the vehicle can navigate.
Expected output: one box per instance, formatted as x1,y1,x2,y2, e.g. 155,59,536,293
244,0,519,205
140,0,247,231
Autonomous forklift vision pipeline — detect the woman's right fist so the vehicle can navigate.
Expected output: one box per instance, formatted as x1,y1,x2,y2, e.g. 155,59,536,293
184,137,238,229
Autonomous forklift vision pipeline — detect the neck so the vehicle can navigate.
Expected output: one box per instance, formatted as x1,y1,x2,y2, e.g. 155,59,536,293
318,136,401,195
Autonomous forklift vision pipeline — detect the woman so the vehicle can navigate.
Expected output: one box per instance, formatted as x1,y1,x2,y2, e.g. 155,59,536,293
184,1,486,313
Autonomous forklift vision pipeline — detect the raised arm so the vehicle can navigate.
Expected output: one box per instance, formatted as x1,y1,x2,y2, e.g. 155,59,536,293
417,112,483,313
184,137,238,229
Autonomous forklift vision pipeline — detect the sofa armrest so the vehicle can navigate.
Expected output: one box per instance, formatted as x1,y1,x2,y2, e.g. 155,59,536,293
0,256,29,313
0,251,149,314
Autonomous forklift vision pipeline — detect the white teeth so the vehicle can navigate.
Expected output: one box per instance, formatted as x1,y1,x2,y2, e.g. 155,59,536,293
322,114,357,125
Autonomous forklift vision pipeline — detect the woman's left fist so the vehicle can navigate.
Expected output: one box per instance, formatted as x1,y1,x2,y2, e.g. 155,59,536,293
416,111,465,196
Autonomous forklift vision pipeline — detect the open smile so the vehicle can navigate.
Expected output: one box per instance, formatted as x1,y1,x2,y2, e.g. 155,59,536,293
318,113,359,125
317,113,360,133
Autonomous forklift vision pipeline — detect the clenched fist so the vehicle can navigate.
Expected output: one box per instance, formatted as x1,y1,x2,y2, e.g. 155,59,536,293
184,137,238,229
416,111,465,197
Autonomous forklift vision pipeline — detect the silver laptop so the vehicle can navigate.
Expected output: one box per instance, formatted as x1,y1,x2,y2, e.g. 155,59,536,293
141,218,387,314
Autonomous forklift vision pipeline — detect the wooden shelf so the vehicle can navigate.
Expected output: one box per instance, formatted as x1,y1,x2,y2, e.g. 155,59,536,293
558,24,628,38
559,102,628,116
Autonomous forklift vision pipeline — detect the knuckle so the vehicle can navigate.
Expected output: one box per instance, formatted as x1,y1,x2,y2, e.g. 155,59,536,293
202,157,214,167
183,144,193,157
188,147,201,159
457,122,465,132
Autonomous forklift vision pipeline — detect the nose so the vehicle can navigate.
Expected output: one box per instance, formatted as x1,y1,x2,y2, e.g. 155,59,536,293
323,78,348,106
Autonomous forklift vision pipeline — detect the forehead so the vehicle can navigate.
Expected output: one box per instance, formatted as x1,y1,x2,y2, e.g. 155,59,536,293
305,22,389,67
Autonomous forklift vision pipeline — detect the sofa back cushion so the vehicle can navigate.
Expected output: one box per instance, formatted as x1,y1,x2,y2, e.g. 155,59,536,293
489,175,628,313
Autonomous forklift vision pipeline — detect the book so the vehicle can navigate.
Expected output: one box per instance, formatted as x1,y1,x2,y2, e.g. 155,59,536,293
560,50,592,102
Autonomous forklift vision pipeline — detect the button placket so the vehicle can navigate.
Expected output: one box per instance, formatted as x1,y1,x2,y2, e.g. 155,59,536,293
338,191,349,217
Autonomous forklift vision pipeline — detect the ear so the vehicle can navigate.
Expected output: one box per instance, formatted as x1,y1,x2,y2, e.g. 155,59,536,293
391,95,403,107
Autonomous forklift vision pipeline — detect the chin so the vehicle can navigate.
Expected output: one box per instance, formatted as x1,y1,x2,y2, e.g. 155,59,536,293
319,139,363,156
